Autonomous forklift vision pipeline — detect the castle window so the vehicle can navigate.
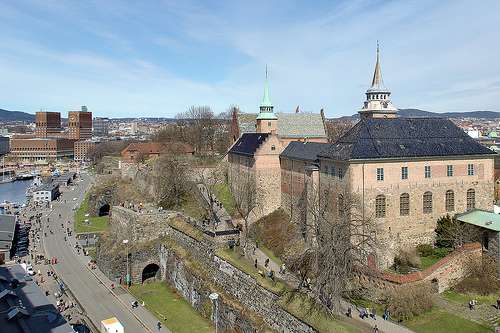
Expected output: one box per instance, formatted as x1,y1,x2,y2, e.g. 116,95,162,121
401,166,408,180
268,122,272,127
447,165,453,177
375,195,386,218
330,165,336,177
424,165,431,178
338,167,344,179
445,190,454,212
468,164,474,176
376,168,384,181
423,191,433,214
271,145,276,151
400,193,409,216
467,189,475,211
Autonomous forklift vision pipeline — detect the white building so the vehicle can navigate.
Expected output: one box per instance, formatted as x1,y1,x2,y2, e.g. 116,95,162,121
33,183,60,203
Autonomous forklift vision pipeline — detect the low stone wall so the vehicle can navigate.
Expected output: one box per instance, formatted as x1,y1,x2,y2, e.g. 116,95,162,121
361,243,482,294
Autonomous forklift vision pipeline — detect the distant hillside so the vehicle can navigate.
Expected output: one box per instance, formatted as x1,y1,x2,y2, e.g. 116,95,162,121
0,109,35,122
341,109,500,120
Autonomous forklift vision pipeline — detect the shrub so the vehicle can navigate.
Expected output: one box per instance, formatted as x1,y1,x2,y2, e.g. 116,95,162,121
393,248,421,273
384,283,433,321
416,244,434,257
433,247,451,259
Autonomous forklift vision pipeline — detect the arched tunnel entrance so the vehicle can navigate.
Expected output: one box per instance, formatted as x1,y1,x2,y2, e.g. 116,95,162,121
142,263,160,283
98,204,110,216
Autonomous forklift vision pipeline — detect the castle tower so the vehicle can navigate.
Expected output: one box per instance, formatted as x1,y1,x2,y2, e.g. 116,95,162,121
359,43,398,119
256,67,278,133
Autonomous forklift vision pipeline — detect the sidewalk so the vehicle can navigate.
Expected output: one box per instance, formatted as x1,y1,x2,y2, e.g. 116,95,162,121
65,212,172,333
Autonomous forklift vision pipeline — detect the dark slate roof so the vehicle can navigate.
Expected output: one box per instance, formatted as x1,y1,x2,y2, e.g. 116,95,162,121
229,133,269,156
319,118,496,160
0,215,15,242
281,141,332,162
237,112,327,138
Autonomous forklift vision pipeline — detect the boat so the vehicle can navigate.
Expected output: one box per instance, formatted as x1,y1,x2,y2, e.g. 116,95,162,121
0,176,15,184
25,176,43,197
0,156,15,184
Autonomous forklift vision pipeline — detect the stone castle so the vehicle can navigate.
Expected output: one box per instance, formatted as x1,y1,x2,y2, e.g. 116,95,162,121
228,46,495,268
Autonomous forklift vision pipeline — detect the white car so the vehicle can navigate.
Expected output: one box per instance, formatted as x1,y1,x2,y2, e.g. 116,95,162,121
72,198,77,201
26,266,35,276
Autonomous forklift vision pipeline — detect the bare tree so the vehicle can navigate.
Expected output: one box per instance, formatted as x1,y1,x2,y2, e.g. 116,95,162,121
153,155,192,209
177,105,217,154
195,163,227,233
288,181,376,315
232,172,262,249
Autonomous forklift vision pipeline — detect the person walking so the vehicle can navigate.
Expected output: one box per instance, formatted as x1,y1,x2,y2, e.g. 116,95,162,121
156,321,162,331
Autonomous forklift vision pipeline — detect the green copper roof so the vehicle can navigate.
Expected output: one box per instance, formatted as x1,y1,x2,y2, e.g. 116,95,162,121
260,76,273,107
456,209,500,232
256,112,277,120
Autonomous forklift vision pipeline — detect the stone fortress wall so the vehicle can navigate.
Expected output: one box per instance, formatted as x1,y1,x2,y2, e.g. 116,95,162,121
97,206,316,333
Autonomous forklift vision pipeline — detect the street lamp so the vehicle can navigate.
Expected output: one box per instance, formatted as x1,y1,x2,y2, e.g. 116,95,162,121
123,239,130,288
209,292,219,333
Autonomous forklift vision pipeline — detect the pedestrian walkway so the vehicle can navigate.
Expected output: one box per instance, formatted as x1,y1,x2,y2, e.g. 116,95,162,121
434,294,500,327
66,217,172,333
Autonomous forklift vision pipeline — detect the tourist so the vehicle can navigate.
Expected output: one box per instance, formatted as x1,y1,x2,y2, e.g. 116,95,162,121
496,299,500,310
254,259,258,269
468,300,474,310
156,321,162,331
264,258,269,268
346,307,352,318
370,308,376,320
359,308,367,319
383,308,390,320
372,324,379,333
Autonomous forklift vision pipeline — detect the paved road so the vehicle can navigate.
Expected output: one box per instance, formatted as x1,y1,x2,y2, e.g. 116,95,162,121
40,172,162,333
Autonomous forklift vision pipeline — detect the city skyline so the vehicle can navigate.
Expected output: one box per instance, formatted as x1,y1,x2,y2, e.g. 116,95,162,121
0,0,499,118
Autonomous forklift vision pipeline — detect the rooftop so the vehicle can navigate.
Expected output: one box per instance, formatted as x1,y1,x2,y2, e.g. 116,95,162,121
228,133,269,156
280,141,332,162
456,209,500,232
0,265,73,333
236,112,327,139
319,117,496,161
0,215,16,243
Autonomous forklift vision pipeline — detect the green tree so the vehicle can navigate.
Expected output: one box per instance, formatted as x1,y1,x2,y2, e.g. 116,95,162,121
435,214,480,249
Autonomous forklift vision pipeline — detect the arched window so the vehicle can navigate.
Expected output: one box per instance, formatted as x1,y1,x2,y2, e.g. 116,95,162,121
467,189,475,211
400,193,409,216
423,191,432,214
375,195,386,218
445,190,454,212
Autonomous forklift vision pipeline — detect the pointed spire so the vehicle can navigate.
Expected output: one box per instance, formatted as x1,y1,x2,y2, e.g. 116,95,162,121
261,65,272,107
371,41,383,89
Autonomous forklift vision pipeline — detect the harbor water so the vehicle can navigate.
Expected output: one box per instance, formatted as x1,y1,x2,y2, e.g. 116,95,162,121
0,179,32,206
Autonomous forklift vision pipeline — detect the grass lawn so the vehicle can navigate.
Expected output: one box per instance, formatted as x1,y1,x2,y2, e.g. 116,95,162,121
258,244,283,267
420,255,442,269
129,282,213,333
86,247,96,260
74,196,109,233
168,217,204,241
443,290,498,306
213,183,237,217
216,248,288,294
405,308,491,333
178,193,205,220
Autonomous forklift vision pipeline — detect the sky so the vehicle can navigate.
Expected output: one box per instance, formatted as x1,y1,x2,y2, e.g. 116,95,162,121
0,0,499,118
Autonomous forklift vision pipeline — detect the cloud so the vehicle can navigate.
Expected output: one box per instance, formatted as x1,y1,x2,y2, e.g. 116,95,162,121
0,0,498,117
